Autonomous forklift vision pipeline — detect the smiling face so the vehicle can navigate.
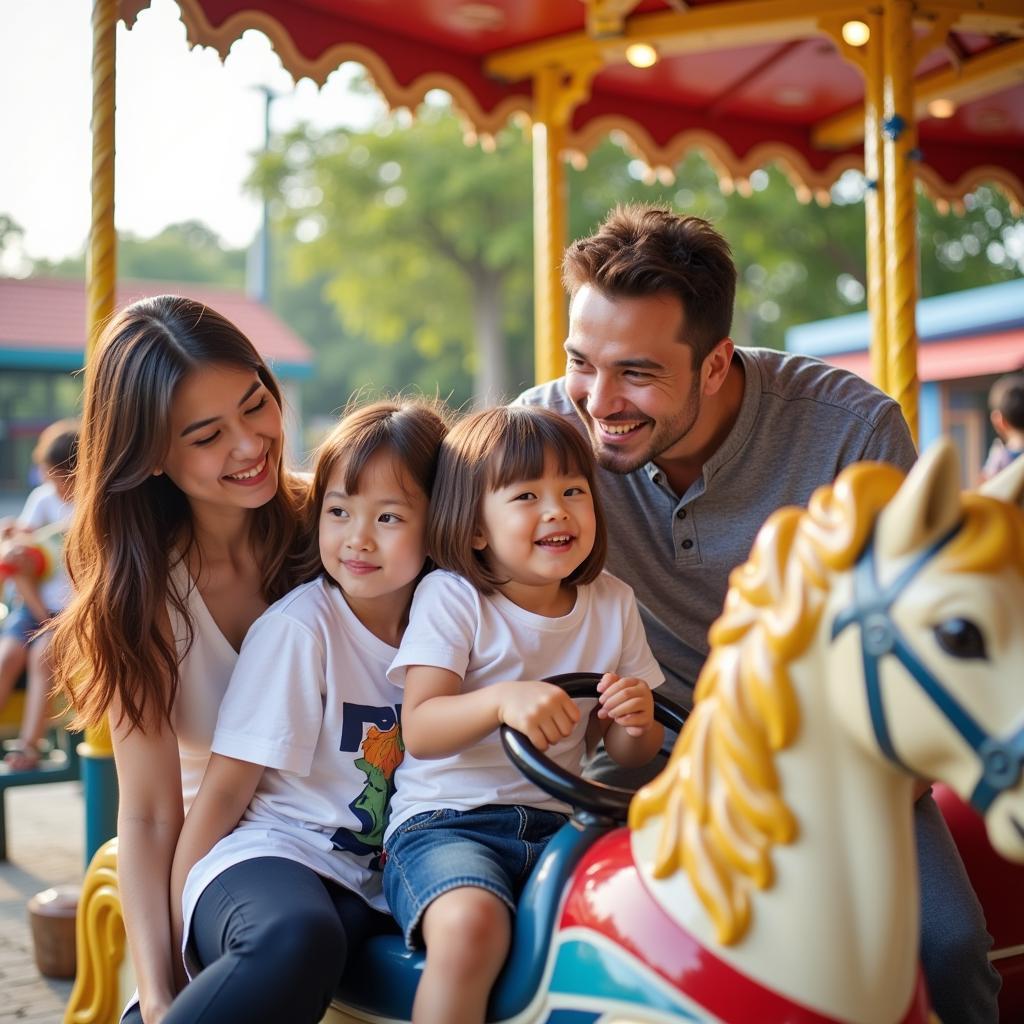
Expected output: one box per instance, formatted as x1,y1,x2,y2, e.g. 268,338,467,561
319,450,429,613
473,453,597,603
159,363,282,515
564,286,707,475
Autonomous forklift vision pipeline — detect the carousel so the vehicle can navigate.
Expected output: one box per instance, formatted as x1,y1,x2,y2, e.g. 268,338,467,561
67,2,1024,1022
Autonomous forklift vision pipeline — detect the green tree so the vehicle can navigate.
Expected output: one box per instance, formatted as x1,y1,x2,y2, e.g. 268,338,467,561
256,102,1020,412
32,220,246,286
254,108,534,405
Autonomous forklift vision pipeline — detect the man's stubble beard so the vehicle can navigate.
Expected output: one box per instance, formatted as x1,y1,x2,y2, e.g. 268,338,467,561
585,376,703,476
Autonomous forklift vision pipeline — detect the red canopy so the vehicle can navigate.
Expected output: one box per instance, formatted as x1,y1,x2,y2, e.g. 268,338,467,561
119,0,1024,205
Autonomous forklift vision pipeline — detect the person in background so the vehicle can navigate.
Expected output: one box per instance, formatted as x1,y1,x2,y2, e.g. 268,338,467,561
517,203,1002,1022
0,419,78,770
981,370,1024,482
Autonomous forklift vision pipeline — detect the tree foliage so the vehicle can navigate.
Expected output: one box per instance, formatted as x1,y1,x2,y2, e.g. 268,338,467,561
32,220,246,285
252,101,1021,412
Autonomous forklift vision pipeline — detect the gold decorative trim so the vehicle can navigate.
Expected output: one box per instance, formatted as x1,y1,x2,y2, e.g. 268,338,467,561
119,1,1024,208
567,117,863,204
64,839,126,1024
916,163,1024,215
126,0,530,136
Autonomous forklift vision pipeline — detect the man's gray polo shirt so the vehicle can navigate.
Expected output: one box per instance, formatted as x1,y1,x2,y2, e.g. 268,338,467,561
518,347,917,710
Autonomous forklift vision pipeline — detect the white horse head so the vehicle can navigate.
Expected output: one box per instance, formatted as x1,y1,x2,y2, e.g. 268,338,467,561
629,440,1024,1021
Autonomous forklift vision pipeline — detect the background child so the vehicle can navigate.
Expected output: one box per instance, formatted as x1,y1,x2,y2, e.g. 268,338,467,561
383,404,664,1024
981,370,1024,481
167,398,449,1024
0,418,78,770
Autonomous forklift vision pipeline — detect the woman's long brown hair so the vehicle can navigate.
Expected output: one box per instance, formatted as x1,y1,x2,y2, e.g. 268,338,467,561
50,296,307,733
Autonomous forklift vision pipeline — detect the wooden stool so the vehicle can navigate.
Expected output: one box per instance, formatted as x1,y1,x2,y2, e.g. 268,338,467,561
27,884,79,978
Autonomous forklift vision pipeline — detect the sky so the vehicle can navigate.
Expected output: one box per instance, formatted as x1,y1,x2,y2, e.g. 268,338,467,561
0,0,383,271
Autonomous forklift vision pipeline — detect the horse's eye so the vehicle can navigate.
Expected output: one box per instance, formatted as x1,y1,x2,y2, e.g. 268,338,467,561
933,618,987,660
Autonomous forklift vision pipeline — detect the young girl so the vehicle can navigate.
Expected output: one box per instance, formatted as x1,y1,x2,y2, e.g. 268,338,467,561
49,296,308,1024
383,404,665,1024
166,398,449,1024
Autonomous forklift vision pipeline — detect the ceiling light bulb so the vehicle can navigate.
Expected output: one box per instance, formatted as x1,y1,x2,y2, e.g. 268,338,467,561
927,98,956,119
841,21,871,47
625,43,658,68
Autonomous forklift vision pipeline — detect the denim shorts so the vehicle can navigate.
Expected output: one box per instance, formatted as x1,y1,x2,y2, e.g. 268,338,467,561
383,804,568,949
0,603,48,645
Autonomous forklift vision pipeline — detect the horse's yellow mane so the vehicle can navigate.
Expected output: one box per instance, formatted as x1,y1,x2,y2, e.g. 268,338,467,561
630,462,1024,946
629,463,903,944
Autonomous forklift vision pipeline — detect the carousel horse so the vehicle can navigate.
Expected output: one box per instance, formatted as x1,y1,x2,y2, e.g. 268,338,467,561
68,441,1024,1023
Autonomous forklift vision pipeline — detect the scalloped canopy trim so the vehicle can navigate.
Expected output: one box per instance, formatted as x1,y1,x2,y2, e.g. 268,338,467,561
118,0,1024,210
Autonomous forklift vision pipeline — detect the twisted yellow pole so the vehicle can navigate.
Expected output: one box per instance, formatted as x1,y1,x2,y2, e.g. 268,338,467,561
87,0,117,358
882,0,920,442
863,11,888,395
531,60,600,384
532,67,571,385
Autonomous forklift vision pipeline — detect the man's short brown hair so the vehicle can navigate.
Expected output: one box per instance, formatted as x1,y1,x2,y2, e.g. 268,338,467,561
428,405,608,595
562,203,737,364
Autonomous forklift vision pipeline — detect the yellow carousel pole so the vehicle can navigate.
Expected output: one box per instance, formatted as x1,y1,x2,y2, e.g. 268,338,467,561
81,0,119,867
531,62,600,384
532,67,571,385
65,8,124,1024
864,10,889,394
87,0,118,358
66,4,124,1021
881,0,920,441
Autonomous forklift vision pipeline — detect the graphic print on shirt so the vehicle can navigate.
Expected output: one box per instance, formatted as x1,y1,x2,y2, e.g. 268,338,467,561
331,702,403,866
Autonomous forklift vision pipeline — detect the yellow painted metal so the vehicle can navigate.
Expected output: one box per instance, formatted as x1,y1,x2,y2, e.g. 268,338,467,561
64,838,126,1024
814,36,1024,149
585,0,645,38
489,0,864,81
82,719,114,758
882,0,920,441
864,17,889,394
819,10,889,393
532,67,571,386
918,0,1024,36
87,0,118,359
531,63,601,384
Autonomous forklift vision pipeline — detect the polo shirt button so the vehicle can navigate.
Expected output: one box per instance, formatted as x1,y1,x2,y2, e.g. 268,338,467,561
676,508,687,519
681,539,693,550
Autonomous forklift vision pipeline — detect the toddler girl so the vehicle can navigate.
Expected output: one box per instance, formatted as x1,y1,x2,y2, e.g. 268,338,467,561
167,398,449,1024
383,404,664,1024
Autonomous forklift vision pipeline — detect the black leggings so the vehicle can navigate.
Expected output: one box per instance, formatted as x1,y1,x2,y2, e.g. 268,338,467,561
159,856,390,1024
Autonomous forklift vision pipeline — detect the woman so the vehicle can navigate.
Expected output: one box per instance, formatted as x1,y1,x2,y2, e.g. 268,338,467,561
51,295,307,1023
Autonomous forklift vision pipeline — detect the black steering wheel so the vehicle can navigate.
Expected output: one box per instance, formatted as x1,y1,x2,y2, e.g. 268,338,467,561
499,672,689,822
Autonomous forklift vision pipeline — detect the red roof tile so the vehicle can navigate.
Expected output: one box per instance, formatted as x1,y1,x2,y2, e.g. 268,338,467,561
827,329,1024,384
0,277,313,370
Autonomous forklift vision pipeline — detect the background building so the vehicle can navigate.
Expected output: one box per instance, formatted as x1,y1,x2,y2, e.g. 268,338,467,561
786,279,1024,484
0,277,314,507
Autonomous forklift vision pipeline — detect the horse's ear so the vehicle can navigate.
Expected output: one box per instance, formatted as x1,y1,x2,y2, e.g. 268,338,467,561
979,454,1024,508
875,439,962,561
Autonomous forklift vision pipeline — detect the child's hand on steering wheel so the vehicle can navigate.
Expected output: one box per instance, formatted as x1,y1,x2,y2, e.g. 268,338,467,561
596,672,655,737
497,681,581,751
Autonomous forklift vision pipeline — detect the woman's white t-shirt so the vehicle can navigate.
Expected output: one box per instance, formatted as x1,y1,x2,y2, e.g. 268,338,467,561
167,561,240,813
384,569,663,841
181,576,404,966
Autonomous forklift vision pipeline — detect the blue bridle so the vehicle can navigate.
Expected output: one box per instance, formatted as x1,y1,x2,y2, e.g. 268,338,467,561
831,522,1024,813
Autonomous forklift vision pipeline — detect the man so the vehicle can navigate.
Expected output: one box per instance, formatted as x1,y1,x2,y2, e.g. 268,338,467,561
519,204,1000,1022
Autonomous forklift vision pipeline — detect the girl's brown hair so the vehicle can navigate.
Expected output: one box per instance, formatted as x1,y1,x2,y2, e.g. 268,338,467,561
295,397,451,585
50,296,307,732
428,405,608,594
